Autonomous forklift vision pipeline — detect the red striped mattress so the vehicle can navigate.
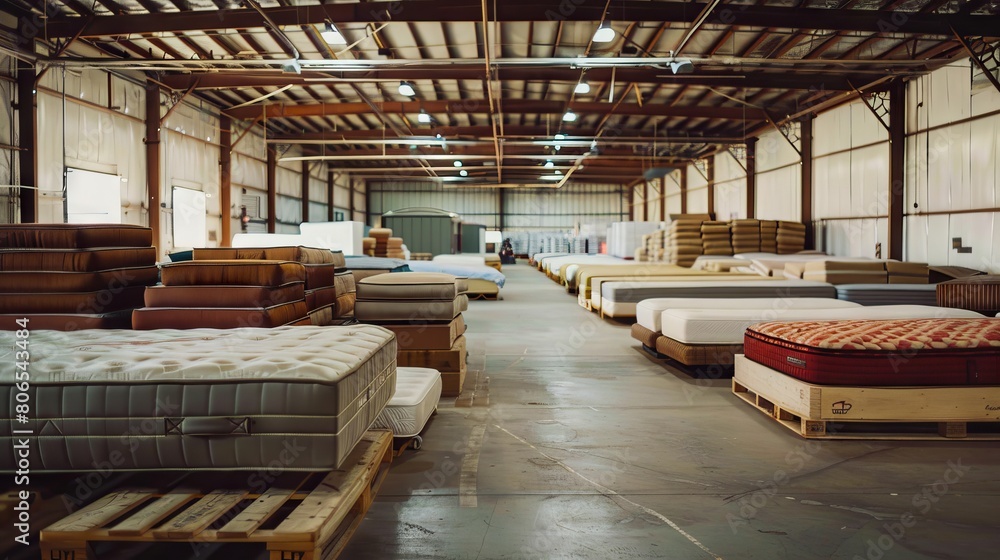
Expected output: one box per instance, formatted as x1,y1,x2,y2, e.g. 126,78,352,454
744,319,1000,386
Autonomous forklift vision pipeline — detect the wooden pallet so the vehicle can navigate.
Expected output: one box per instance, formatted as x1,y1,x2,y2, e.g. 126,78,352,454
733,355,1000,440
39,430,393,560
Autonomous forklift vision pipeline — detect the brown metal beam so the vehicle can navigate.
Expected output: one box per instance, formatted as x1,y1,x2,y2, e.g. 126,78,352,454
268,126,743,144
888,80,905,261
301,160,310,224
145,80,162,255
227,99,766,121
219,114,232,246
16,61,36,223
800,115,814,249
680,168,688,215
266,148,277,233
327,170,335,222
745,138,756,219
43,1,1000,38
705,158,714,217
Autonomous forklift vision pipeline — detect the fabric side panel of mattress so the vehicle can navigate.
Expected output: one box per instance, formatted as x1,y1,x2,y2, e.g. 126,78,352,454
654,336,742,366
742,331,1000,386
0,311,132,330
0,247,157,272
160,261,306,286
194,246,336,264
0,224,152,248
355,298,462,322
305,285,339,311
334,271,357,296
0,267,159,293
630,323,660,348
131,301,309,329
372,374,441,438
144,283,306,308
0,286,147,314
937,282,1000,315
357,281,458,301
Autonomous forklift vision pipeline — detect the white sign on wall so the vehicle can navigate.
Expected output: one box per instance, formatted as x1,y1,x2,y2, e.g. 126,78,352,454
172,186,207,248
66,168,122,224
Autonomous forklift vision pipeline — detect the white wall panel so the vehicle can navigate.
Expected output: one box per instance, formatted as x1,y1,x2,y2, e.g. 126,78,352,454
755,166,800,221
309,168,327,205
972,75,1000,116
819,218,886,259
714,180,745,221
814,104,852,157
905,213,999,272
756,129,800,171
665,172,683,215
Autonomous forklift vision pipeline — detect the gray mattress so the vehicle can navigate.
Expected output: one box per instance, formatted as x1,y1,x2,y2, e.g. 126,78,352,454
602,279,837,304
0,325,396,472
835,283,937,306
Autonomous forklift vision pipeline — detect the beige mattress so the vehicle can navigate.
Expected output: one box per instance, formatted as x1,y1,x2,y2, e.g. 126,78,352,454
358,272,462,300
591,274,777,311
355,294,469,322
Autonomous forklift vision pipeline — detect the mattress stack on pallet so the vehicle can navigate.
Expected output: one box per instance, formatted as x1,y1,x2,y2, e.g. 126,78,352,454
0,224,158,330
733,317,999,439
730,219,761,254
886,261,929,284
133,246,347,328
701,221,733,256
355,272,470,396
776,221,806,254
663,220,703,266
759,220,778,253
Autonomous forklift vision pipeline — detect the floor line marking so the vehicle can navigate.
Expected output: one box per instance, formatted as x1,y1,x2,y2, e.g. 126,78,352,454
495,425,723,560
459,424,488,508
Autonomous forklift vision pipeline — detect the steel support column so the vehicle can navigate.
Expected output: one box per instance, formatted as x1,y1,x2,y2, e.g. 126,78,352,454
705,157,715,217
801,115,814,249
144,80,162,253
327,170,335,222
680,167,688,215
888,80,906,260
16,61,36,223
219,115,232,246
266,148,277,233
746,138,757,219
301,160,310,223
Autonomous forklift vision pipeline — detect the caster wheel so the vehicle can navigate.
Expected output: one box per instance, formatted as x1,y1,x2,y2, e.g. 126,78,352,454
411,436,423,450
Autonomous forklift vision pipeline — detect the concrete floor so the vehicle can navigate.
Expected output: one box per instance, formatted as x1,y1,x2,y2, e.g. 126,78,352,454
343,263,1000,560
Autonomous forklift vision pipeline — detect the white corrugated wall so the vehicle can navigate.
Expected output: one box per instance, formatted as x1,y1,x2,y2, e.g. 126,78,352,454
755,128,801,221
686,164,709,214
713,150,747,221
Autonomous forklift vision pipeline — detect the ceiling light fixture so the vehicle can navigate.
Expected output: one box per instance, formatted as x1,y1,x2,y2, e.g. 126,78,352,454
418,110,431,123
574,81,591,94
544,160,554,168
398,81,416,96
592,20,615,43
562,109,577,122
321,22,347,45
453,160,463,167
460,169,468,177
669,58,695,74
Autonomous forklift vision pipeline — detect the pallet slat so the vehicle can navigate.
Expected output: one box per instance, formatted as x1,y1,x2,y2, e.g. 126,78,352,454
43,489,154,535
216,488,293,539
150,489,247,539
107,490,198,537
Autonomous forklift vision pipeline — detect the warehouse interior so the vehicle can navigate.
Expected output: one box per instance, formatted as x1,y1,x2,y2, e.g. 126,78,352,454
2,0,1000,559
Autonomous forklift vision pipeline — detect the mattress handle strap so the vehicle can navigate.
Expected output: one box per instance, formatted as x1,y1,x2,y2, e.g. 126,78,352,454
165,417,251,436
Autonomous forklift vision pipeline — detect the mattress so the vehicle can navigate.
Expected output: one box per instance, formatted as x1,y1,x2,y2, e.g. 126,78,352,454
406,260,506,288
654,337,742,366
357,272,462,300
590,275,775,311
635,297,857,333
802,271,888,285
0,286,147,314
573,263,710,295
936,275,1000,316
305,285,339,311
600,280,836,318
0,223,153,248
160,260,305,286
193,246,341,266
342,256,411,273
743,319,1000,386
836,284,937,306
630,323,660,348
0,247,157,272
132,300,309,329
381,315,466,350
372,367,442,438
433,254,486,267
0,325,397,472
465,278,500,296
355,295,469,322
308,303,336,326
0,267,159,293
144,283,306,308
0,311,132,331
662,305,984,345
335,293,356,318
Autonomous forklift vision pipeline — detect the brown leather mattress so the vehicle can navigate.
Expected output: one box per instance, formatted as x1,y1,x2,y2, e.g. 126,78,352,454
144,282,305,308
0,311,133,330
304,263,337,290
0,224,153,248
0,286,147,314
132,300,309,329
335,293,356,318
193,246,343,266
0,266,159,292
936,275,1000,316
160,260,305,287
0,247,157,272
305,285,338,311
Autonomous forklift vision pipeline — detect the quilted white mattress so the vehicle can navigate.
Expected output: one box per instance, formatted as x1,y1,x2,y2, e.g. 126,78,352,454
543,254,618,274
433,254,486,267
636,297,859,332
661,304,986,344
372,367,442,438
0,326,396,472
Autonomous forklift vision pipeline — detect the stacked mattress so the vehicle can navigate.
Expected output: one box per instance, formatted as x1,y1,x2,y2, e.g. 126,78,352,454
701,221,733,256
776,221,806,254
886,261,929,284
802,260,888,284
0,224,158,330
663,220,703,266
372,366,443,438
836,284,937,306
355,272,470,396
937,275,1000,316
730,219,760,254
0,325,397,471
741,318,1000,386
342,255,411,281
759,220,778,253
